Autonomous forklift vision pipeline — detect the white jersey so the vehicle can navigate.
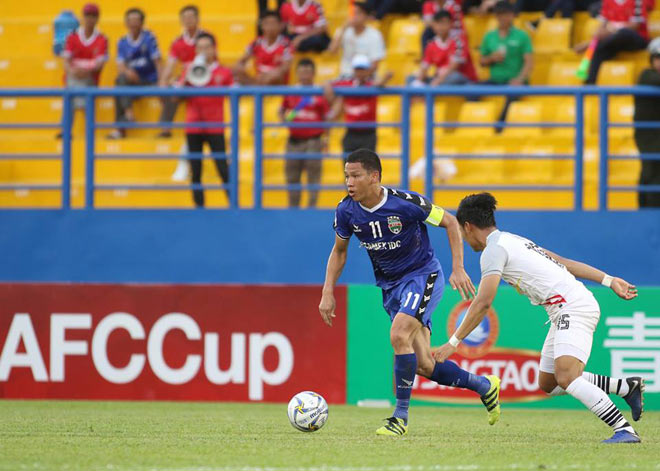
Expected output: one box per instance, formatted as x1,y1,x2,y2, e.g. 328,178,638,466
480,230,598,320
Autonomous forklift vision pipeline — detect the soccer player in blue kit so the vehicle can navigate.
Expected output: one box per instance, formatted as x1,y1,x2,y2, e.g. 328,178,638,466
319,149,502,436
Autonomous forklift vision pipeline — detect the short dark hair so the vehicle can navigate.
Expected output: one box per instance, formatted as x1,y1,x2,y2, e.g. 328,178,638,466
195,32,215,46
433,10,452,22
456,192,498,228
297,58,316,70
180,5,199,16
354,1,370,14
346,149,382,180
260,9,280,21
125,7,145,22
493,0,515,14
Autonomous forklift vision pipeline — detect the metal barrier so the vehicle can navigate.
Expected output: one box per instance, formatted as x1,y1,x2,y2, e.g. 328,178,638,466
1,85,660,210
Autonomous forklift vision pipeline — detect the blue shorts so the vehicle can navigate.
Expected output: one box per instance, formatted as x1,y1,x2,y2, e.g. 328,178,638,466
382,271,445,332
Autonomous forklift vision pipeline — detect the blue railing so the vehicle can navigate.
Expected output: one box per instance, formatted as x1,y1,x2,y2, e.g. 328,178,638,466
1,85,659,210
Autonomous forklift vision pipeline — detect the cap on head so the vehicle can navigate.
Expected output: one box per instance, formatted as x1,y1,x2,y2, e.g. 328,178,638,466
649,37,660,57
82,3,100,16
493,0,515,14
351,54,371,70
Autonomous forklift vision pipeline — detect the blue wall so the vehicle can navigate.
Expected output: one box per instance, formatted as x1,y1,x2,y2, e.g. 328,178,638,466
1,210,659,284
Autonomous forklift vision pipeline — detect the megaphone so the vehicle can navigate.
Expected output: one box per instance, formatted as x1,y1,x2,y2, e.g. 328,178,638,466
186,54,212,87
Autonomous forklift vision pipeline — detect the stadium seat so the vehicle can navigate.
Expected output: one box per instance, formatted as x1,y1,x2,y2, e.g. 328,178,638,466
463,15,490,50
506,143,554,184
452,141,505,183
596,61,635,86
387,18,424,57
533,19,572,54
315,59,341,83
380,55,419,86
455,102,496,137
608,95,634,139
573,17,600,46
609,140,641,185
546,62,583,86
480,96,507,120
503,102,543,137
649,11,660,39
548,98,577,138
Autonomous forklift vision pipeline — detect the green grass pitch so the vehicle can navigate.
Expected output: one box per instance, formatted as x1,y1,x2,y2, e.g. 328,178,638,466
0,400,658,471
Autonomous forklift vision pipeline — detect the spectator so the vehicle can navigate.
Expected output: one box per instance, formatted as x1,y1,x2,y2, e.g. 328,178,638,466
280,0,331,52
108,8,162,139
234,10,293,85
279,59,330,207
414,11,477,86
581,0,649,84
61,3,108,110
634,38,660,208
366,0,422,20
178,33,233,208
480,1,533,126
480,1,533,87
421,0,466,51
158,5,215,138
328,2,385,77
324,54,393,155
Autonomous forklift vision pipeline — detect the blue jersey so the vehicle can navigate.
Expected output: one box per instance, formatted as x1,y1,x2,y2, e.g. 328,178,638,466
117,30,161,83
334,187,445,289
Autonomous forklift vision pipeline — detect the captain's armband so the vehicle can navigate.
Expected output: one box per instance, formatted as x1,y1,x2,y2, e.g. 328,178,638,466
424,204,445,227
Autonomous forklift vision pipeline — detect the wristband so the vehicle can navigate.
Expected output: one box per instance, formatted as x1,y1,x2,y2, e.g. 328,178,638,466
449,335,461,348
601,274,614,288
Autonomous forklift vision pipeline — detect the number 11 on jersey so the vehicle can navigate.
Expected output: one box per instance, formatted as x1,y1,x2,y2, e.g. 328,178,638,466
369,221,383,239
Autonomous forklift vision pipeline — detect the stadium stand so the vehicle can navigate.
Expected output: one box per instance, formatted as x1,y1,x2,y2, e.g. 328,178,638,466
0,0,658,209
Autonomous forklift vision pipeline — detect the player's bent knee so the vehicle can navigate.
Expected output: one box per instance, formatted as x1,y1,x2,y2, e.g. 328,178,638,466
538,373,558,394
389,329,411,352
554,368,579,390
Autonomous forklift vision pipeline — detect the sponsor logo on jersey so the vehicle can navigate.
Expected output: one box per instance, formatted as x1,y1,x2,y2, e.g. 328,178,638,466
411,299,546,403
387,216,402,234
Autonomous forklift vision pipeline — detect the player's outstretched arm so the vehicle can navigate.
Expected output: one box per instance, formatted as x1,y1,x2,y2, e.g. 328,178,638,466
543,248,638,301
319,235,350,327
434,274,500,362
439,211,476,300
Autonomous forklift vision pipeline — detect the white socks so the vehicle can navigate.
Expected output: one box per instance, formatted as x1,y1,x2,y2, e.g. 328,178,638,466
546,372,630,397
565,377,634,433
582,372,630,396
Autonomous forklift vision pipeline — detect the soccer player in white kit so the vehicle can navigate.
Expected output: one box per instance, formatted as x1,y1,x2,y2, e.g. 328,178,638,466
434,193,645,444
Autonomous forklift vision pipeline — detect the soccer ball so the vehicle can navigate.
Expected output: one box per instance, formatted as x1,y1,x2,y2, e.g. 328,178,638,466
287,391,328,432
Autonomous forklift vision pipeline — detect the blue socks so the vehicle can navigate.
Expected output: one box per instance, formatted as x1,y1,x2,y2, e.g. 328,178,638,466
430,361,491,396
393,353,416,424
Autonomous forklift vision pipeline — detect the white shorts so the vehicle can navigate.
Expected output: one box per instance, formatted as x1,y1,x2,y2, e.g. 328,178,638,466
539,310,600,374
